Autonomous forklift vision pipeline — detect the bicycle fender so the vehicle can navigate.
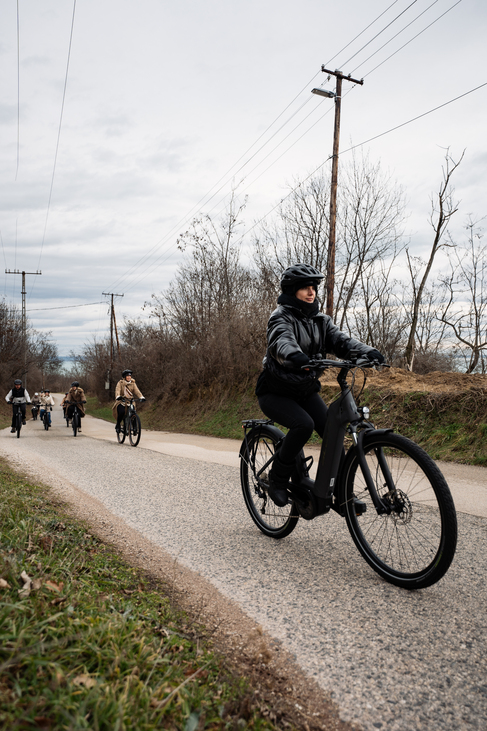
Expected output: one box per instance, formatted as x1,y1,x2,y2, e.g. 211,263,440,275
239,423,285,460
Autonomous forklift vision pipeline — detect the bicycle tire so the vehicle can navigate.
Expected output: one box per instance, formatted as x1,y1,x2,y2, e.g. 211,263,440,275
72,412,79,437
43,413,49,431
117,419,126,444
342,432,457,589
129,413,141,447
16,412,22,438
240,426,299,539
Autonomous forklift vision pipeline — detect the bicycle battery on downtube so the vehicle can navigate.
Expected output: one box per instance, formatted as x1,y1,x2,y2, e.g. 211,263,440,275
313,388,361,509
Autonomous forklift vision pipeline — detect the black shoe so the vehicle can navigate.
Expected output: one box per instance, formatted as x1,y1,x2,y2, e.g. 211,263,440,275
267,481,289,507
115,425,121,433
22,420,26,425
10,428,16,433
267,454,294,507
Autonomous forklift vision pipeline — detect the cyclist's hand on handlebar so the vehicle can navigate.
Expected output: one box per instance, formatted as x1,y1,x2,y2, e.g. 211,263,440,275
139,398,146,402
116,396,124,401
82,400,86,404
290,352,311,371
365,348,385,364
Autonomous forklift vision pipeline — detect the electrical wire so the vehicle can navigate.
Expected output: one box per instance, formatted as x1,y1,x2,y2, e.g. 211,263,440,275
340,0,420,68
229,81,487,250
30,0,77,293
106,0,419,294
359,0,463,78
15,0,20,181
27,301,105,312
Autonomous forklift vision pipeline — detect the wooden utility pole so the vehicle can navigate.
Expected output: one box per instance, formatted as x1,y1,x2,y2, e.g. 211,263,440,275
316,67,363,317
102,291,123,398
5,268,42,388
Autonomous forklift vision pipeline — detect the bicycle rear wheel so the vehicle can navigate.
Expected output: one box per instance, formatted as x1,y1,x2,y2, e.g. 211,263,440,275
129,413,141,447
240,426,299,539
72,412,79,437
343,432,457,589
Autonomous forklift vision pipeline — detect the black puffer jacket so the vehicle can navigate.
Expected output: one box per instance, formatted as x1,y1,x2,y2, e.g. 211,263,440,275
256,294,373,398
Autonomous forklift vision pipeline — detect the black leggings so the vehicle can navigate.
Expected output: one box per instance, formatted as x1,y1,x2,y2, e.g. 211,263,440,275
258,391,328,465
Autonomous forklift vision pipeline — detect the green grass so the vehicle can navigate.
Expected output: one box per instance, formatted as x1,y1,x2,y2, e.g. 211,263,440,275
84,396,116,424
0,460,286,730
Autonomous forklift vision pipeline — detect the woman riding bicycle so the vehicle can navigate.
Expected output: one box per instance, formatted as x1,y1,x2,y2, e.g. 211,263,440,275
65,382,87,432
39,389,55,426
256,263,384,507
113,369,145,433
5,379,31,433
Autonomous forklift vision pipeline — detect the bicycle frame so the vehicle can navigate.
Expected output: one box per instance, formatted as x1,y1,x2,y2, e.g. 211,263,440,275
241,359,394,519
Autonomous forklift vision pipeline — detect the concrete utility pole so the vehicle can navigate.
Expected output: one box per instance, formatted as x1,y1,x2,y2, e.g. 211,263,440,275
312,67,363,317
5,268,42,388
102,291,123,398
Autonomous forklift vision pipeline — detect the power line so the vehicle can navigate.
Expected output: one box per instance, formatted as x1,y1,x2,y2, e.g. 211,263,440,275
228,81,487,250
108,0,468,297
32,0,77,288
27,301,105,312
359,0,463,78
107,1,419,294
15,0,20,181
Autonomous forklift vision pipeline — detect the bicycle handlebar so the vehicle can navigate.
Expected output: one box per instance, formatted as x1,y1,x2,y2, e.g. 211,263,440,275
302,357,390,370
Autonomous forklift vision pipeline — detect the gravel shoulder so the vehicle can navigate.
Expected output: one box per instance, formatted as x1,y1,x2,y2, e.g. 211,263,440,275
1,399,486,731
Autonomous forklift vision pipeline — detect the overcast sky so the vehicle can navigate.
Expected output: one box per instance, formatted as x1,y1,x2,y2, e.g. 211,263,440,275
1,0,486,355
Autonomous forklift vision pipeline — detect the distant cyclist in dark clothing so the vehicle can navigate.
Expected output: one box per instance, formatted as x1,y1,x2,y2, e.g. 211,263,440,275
5,379,31,433
256,263,384,507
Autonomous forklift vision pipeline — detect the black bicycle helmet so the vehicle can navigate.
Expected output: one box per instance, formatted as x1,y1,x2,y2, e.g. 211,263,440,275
122,369,133,377
280,263,325,292
14,379,22,385
71,381,79,387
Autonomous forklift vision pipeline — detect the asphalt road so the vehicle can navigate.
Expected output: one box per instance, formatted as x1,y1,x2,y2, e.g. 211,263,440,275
1,399,486,731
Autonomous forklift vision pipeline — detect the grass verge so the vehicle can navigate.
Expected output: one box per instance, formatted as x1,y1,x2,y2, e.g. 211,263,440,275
0,459,294,731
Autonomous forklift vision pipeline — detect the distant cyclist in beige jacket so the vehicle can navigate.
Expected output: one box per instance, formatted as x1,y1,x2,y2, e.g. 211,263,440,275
113,369,145,433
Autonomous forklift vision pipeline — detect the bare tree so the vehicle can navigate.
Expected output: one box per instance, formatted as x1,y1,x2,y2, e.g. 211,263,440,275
253,171,330,303
253,153,406,327
439,218,487,373
403,149,464,370
335,151,406,329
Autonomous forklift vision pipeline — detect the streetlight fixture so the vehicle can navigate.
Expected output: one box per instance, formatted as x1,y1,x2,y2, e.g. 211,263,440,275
311,88,336,99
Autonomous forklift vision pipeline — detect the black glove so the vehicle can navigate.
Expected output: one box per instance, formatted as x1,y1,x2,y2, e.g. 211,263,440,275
116,396,124,401
82,400,86,404
139,398,146,402
366,349,385,364
288,352,311,369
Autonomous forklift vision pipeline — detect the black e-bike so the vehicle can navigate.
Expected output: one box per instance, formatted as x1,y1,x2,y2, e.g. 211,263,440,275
240,358,457,590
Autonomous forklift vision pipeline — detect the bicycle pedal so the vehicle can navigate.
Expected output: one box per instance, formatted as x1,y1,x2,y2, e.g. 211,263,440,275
353,498,367,516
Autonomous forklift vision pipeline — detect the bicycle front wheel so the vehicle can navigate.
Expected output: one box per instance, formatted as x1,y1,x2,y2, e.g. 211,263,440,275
44,414,49,431
240,427,299,539
72,412,79,437
343,432,457,589
129,413,141,447
117,420,126,444
16,413,22,438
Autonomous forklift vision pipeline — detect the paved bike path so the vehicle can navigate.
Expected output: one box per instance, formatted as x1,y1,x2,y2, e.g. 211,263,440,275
78,400,487,519
1,398,486,730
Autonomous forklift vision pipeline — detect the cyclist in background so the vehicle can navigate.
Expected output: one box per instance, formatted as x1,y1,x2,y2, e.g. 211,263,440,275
60,392,70,421
5,379,31,433
31,392,42,420
256,263,384,507
65,382,87,432
113,369,145,433
39,390,55,426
